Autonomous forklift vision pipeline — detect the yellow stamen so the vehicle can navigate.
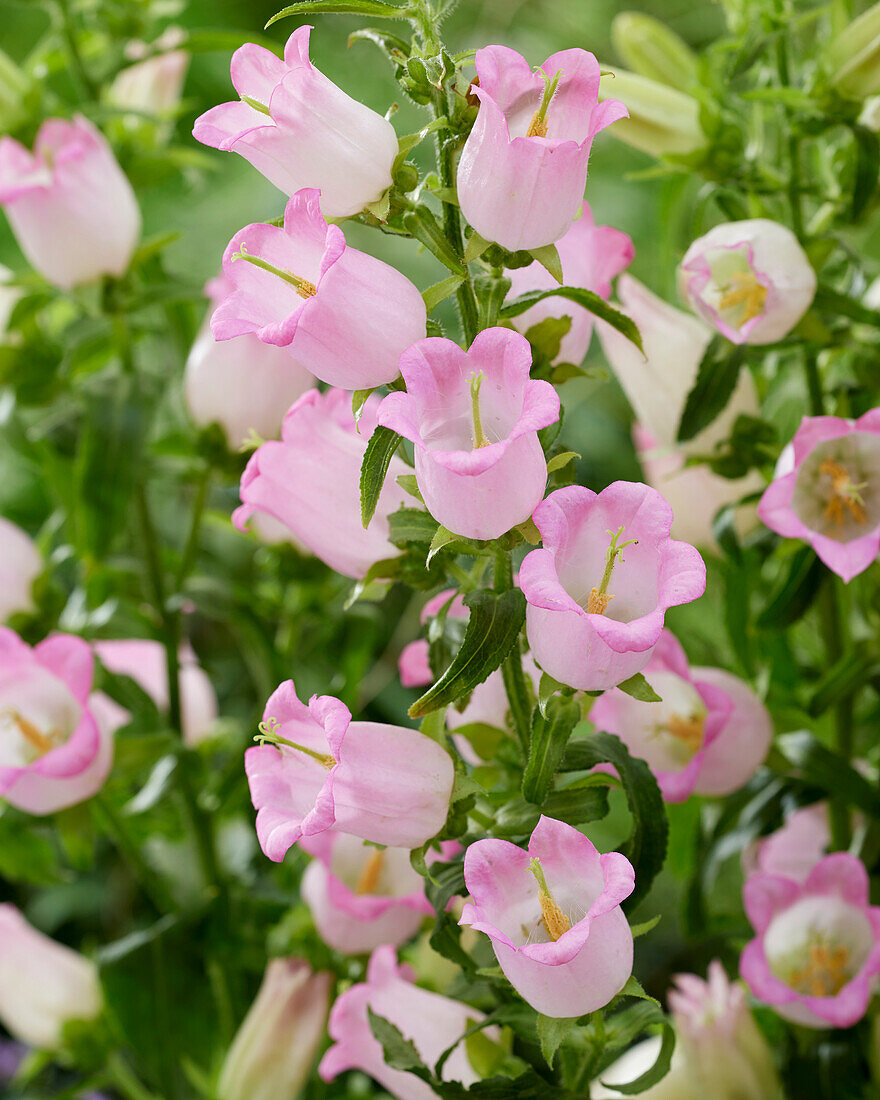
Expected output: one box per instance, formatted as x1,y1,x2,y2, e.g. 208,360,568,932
665,712,705,753
9,712,58,756
718,268,767,325
529,858,572,941
586,588,613,615
784,939,851,997
587,527,637,617
355,849,385,895
255,718,335,769
820,459,868,527
232,243,317,300
526,69,561,138
470,371,490,449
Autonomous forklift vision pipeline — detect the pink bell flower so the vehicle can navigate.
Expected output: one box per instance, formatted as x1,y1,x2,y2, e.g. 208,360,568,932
319,944,496,1099
0,629,112,816
0,517,41,622
0,904,103,1050
0,116,140,290
757,410,880,582
376,329,560,540
245,680,454,863
457,46,627,251
233,387,408,579
185,274,315,449
460,815,634,1017
740,853,880,1028
301,833,458,954
590,630,772,801
217,958,331,1100
520,483,706,691
678,219,816,346
211,188,426,390
744,804,832,883
193,26,398,218
506,207,634,365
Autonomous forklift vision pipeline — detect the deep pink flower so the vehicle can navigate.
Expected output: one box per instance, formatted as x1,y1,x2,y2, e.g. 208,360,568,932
376,329,560,540
460,815,634,1017
740,853,880,1028
757,410,880,582
0,517,41,622
520,483,706,691
590,630,772,801
193,26,398,217
506,207,633,365
320,945,496,1099
457,46,627,250
245,680,454,863
212,189,426,390
0,629,112,815
234,387,408,579
0,116,140,289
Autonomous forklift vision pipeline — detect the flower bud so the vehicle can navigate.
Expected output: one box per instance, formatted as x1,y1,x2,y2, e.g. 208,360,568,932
599,68,707,158
108,42,189,144
0,904,102,1050
611,13,699,90
829,0,880,99
217,958,331,1100
0,516,40,621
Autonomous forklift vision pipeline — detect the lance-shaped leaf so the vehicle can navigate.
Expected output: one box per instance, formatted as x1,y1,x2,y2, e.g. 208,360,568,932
676,336,745,443
267,0,409,28
777,732,880,818
404,206,467,275
500,287,643,352
522,695,580,805
360,425,402,528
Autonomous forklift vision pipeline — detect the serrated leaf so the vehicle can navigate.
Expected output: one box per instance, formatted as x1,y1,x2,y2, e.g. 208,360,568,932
427,524,460,566
501,288,642,352
522,695,580,805
475,274,512,330
529,244,563,284
360,425,402,528
367,1009,430,1074
409,589,526,718
547,450,580,474
617,672,662,702
536,1015,577,1069
266,0,409,28
676,337,745,443
464,232,491,263
423,275,466,313
389,507,438,545
542,780,610,825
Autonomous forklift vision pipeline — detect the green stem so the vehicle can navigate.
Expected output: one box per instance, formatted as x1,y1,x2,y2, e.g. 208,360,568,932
55,0,98,100
774,25,804,240
822,578,853,850
175,466,211,590
803,348,824,415
93,794,177,913
494,545,531,751
105,1052,162,1100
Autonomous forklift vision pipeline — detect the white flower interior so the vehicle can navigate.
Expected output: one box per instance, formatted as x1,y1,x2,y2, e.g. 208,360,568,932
0,666,81,768
791,433,880,542
623,671,707,771
698,245,768,333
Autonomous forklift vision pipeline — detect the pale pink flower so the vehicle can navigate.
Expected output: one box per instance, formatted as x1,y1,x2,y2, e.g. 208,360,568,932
0,116,140,289
376,329,559,540
211,188,426,390
0,517,41,622
520,483,706,691
744,804,831,883
457,46,627,250
108,47,189,119
193,26,398,217
460,815,634,1017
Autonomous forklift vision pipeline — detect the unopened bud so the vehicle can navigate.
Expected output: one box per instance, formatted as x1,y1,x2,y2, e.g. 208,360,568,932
599,68,708,158
829,0,880,99
611,12,699,90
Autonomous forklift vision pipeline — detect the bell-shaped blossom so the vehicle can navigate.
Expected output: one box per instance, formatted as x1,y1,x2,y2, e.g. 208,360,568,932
741,853,880,1028
376,329,559,540
93,638,217,747
598,68,707,159
301,833,458,954
745,804,831,883
0,629,112,815
0,116,140,289
245,680,454,863
212,188,426,390
217,958,331,1100
520,483,706,692
0,517,41,622
506,207,634,365
0,904,102,1050
457,46,626,251
185,274,314,448
320,944,495,1099
460,815,634,1017
193,26,397,217
590,630,772,801
108,41,189,121
234,388,408,579
678,219,816,346
758,410,880,581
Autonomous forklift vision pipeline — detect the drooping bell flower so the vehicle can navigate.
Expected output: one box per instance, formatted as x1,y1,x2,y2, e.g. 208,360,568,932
457,45,627,250
678,219,816,345
245,680,454,863
185,274,315,449
590,630,772,801
460,815,634,1017
520,483,706,691
506,207,634,365
217,958,331,1100
0,516,41,622
193,25,398,217
757,410,880,582
319,945,497,1099
0,629,112,815
93,638,217,747
0,116,140,289
234,388,408,579
740,853,880,1028
0,904,103,1050
744,804,832,883
212,188,426,390
376,329,560,540
300,833,458,954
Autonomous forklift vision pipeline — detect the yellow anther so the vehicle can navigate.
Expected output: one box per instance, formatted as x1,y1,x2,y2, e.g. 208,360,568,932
529,858,572,942
7,711,59,756
718,268,767,325
586,588,613,615
820,459,868,527
665,712,705,753
526,69,561,138
785,939,851,997
587,527,637,616
355,849,385,895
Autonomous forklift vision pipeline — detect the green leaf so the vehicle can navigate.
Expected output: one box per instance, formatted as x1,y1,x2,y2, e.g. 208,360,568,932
807,648,880,717
528,244,563,284
755,547,824,629
396,473,424,503
427,524,461,566
676,336,745,443
450,721,504,760
389,507,439,545
423,275,466,313
500,288,643,352
525,316,572,363
542,779,610,825
0,810,60,885
352,387,375,429
348,27,411,62
522,695,581,805
404,206,467,275
360,425,402,528
851,125,880,222
367,1009,430,1074
630,914,662,938
617,672,662,702
776,732,880,818
266,0,410,28
409,589,526,718
538,671,569,718
475,274,512,330
546,450,580,474
536,1015,577,1069
601,1018,675,1095
464,232,491,263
